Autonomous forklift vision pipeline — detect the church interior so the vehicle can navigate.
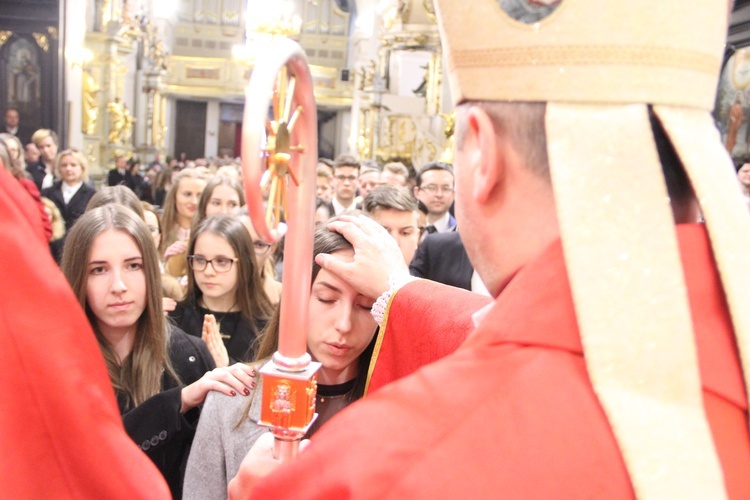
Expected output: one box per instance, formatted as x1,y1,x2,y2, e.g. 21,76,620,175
0,0,457,182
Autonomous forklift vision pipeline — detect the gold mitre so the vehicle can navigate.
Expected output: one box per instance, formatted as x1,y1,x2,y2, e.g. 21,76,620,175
433,0,728,109
434,1,750,499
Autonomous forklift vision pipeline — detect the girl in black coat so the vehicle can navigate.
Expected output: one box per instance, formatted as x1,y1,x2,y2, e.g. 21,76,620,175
61,204,256,499
170,215,275,366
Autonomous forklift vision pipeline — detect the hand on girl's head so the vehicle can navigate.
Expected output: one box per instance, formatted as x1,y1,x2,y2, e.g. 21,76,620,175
180,363,257,413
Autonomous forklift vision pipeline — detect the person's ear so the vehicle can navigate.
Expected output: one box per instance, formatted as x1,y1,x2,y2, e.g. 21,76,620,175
465,107,502,205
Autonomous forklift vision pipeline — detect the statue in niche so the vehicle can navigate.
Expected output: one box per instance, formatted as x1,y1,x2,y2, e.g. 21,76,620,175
108,98,125,143
363,60,376,89
439,111,456,164
121,104,136,145
82,68,101,135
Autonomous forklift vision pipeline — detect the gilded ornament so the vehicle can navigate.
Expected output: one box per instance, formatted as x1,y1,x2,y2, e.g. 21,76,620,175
0,31,12,49
32,33,49,52
107,98,126,144
82,68,101,135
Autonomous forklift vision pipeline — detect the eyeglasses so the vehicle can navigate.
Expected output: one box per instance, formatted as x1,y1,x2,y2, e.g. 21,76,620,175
419,184,454,194
334,175,357,183
187,255,238,273
253,241,272,254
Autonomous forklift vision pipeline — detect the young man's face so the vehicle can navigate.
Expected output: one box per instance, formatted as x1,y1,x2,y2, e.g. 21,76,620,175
414,169,455,217
5,109,19,128
317,174,333,201
333,166,359,204
358,171,381,200
36,136,58,164
24,143,39,163
369,208,420,265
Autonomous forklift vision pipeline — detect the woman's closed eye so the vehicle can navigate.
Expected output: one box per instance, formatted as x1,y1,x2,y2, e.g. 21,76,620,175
315,295,337,305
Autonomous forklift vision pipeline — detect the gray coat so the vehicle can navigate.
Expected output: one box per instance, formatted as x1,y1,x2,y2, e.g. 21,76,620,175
182,380,267,500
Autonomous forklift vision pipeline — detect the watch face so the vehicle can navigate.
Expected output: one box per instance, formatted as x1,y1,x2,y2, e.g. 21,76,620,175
733,48,750,90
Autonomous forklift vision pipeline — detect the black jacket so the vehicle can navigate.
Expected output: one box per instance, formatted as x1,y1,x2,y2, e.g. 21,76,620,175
169,300,267,363
27,161,49,192
41,181,97,231
117,327,215,499
409,230,474,291
107,168,128,187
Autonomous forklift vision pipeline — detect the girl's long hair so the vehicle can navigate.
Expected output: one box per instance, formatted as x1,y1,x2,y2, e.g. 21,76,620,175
183,215,274,327
61,204,179,407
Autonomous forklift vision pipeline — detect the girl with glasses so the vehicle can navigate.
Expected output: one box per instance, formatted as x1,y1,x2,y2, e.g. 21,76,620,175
183,221,379,499
169,215,275,368
61,204,256,498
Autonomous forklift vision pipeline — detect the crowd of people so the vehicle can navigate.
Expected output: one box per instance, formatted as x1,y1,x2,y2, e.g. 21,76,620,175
3,0,750,497
1,119,473,497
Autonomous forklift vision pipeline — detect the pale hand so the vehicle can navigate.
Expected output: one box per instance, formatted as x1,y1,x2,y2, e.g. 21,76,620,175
316,214,410,300
162,297,177,315
228,432,311,499
164,240,187,260
180,363,256,413
202,313,229,368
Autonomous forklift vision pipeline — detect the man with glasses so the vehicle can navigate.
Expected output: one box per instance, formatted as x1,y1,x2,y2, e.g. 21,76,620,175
413,161,456,236
238,210,283,305
330,154,360,215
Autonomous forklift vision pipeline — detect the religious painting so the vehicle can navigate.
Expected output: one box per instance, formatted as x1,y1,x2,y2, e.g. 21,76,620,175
0,33,48,142
715,47,750,161
7,37,41,106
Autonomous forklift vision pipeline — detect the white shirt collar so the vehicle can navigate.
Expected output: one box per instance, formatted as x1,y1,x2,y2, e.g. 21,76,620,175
62,181,83,204
432,211,452,232
331,196,354,215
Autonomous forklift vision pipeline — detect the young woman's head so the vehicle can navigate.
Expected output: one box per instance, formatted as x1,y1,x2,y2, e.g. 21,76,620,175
185,215,273,320
141,202,163,250
197,175,245,220
160,168,207,252
56,148,88,186
162,168,207,228
154,168,174,193
0,133,24,177
61,204,171,406
257,222,378,386
86,185,145,219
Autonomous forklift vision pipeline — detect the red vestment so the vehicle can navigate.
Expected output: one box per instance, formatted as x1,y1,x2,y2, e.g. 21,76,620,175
0,167,169,498
250,224,750,499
